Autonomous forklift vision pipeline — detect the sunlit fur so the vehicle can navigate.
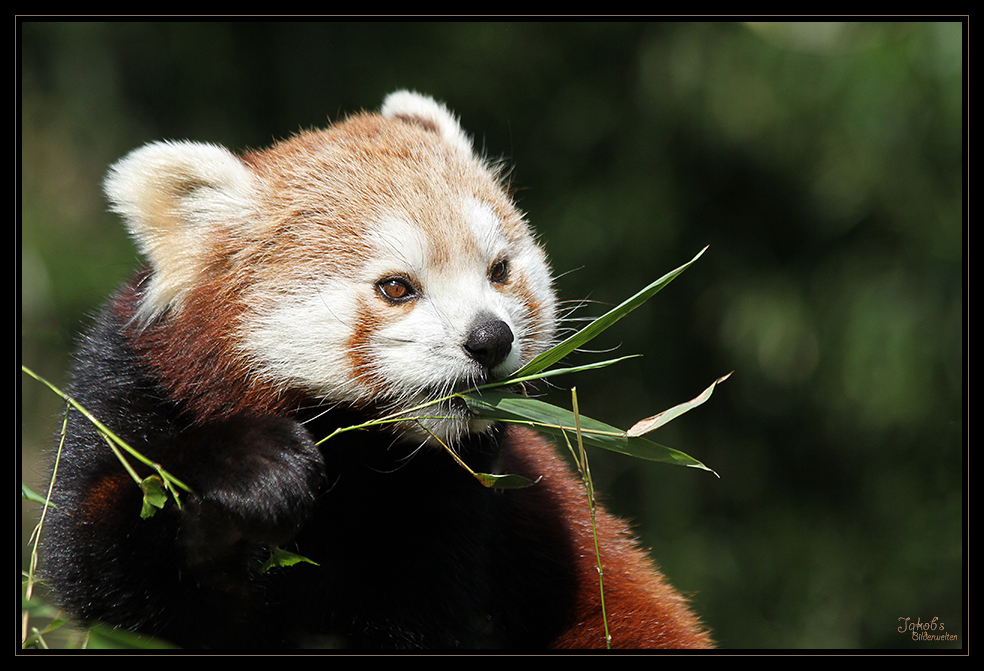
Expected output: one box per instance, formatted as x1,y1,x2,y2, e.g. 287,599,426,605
105,92,556,443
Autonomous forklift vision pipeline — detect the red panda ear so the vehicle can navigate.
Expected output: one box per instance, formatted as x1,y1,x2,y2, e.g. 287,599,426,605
381,90,475,157
103,140,254,324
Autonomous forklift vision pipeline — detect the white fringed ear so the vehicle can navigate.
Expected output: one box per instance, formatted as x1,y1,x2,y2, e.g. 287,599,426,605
103,140,254,323
381,90,475,155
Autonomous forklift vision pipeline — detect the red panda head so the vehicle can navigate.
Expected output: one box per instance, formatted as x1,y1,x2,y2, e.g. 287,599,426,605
103,91,556,444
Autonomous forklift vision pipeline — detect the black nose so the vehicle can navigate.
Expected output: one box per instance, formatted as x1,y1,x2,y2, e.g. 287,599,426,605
463,318,514,371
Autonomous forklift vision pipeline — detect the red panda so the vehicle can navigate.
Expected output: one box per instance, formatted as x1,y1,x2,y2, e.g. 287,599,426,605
42,91,712,649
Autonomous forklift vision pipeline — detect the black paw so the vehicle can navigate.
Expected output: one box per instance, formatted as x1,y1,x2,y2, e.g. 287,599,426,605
178,416,326,547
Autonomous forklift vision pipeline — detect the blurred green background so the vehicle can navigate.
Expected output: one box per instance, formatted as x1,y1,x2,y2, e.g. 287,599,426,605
20,21,964,649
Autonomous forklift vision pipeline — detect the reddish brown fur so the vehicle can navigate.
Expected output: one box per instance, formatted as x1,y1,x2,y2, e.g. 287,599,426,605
120,272,308,423
347,294,390,400
500,427,713,649
78,471,132,525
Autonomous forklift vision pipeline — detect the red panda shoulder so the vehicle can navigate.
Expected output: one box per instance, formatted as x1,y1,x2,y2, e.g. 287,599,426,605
499,425,713,649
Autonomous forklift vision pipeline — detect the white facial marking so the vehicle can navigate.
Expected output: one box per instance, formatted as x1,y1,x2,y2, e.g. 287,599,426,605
243,198,550,444
241,279,362,401
466,199,508,261
236,93,555,445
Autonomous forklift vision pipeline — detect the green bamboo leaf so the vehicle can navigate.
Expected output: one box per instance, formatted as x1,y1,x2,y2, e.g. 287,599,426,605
261,546,320,572
512,246,707,379
626,372,733,437
82,623,179,649
473,472,541,489
464,391,717,475
476,355,641,392
22,483,49,506
139,475,168,519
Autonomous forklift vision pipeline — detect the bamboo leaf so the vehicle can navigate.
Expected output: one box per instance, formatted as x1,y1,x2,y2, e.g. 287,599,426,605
261,546,320,572
139,476,168,519
627,372,733,437
512,246,707,379
21,483,49,507
473,472,541,489
476,355,641,392
464,390,717,475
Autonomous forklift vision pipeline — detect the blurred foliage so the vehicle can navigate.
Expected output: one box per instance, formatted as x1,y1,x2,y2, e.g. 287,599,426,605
20,21,963,649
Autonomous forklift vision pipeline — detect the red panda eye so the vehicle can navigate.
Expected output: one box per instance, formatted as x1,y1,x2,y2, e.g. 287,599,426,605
376,277,416,303
490,258,509,284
